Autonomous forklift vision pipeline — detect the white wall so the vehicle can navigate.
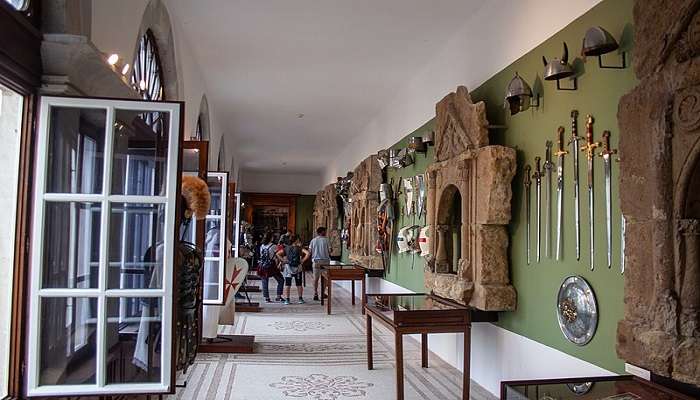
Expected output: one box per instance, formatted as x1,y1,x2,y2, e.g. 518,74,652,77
324,0,603,183
239,171,323,195
90,0,238,176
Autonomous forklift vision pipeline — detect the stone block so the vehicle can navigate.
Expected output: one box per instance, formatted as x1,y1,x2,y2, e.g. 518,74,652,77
475,146,516,225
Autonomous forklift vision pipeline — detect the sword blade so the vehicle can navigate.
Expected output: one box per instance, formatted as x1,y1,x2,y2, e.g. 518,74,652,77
536,184,541,263
604,156,613,268
526,187,531,265
572,142,581,260
587,158,595,271
621,214,626,274
546,167,552,258
556,157,564,260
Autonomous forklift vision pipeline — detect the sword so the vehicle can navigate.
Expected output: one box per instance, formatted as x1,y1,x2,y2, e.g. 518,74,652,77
581,115,601,270
544,141,553,259
524,164,532,265
620,215,626,274
554,126,568,261
534,157,543,263
599,130,617,269
568,110,582,261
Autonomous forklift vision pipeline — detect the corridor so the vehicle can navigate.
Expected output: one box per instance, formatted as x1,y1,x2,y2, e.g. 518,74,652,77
171,278,495,400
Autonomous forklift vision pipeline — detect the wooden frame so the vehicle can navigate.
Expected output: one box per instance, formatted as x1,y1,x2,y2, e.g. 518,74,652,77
181,140,209,251
241,192,298,234
26,96,184,397
202,171,229,305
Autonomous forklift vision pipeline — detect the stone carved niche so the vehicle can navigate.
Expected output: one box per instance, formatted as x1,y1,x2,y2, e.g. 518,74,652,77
424,86,517,311
312,183,342,257
349,155,383,269
616,0,700,387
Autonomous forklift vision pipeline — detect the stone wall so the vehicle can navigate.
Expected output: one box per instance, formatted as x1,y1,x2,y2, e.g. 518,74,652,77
424,86,516,311
616,0,700,387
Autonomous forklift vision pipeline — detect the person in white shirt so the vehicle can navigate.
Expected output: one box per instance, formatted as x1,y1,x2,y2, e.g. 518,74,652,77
308,227,331,301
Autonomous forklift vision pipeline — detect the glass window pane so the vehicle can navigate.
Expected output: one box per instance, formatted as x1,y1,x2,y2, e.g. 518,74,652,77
46,107,105,194
4,0,29,11
108,203,165,290
202,260,220,301
105,297,162,384
42,202,101,289
111,109,170,196
204,219,221,258
207,175,223,214
182,149,201,173
39,297,98,386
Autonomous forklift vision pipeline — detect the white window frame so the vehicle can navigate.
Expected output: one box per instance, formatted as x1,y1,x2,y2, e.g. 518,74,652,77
203,171,228,305
27,96,182,397
233,192,241,257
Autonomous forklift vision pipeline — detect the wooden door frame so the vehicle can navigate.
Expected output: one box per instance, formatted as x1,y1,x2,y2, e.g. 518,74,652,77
0,1,42,398
241,193,299,234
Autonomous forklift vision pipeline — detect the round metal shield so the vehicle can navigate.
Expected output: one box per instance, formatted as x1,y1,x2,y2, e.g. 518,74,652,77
566,382,594,395
556,276,598,346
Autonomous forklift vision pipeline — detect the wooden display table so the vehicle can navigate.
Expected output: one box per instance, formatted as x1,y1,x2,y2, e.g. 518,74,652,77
319,261,366,315
365,294,472,400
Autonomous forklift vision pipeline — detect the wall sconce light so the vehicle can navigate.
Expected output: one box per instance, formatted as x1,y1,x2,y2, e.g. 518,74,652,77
505,72,540,115
121,63,130,75
582,26,626,69
543,42,577,91
107,54,119,66
422,131,435,146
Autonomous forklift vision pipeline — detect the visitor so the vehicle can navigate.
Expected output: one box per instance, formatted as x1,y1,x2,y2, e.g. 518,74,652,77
309,226,331,301
276,234,310,304
258,233,284,302
278,228,293,245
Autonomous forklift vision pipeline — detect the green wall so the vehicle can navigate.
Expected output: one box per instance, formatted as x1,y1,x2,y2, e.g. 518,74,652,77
383,0,635,373
296,195,316,244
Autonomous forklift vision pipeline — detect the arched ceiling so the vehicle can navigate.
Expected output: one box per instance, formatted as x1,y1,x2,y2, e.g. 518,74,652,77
166,0,485,175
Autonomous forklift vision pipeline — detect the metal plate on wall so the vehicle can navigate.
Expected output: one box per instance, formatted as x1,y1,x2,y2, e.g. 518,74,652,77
557,276,598,346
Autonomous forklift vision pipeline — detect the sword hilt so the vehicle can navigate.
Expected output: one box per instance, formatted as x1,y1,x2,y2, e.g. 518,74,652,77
524,165,531,188
568,110,581,145
581,114,601,160
533,156,542,182
598,130,618,157
544,141,553,170
554,126,568,156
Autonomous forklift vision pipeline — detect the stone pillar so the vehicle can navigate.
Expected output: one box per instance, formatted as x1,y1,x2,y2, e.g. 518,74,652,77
679,219,700,337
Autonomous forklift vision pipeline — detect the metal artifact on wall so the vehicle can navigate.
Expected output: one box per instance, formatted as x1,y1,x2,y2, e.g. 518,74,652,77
349,155,383,269
424,86,517,311
616,0,700,387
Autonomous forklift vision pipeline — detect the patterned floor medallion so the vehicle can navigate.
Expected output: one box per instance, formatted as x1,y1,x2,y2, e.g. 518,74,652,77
270,374,374,400
269,320,332,332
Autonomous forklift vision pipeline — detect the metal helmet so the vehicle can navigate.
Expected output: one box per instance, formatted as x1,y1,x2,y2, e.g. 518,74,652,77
389,148,401,168
418,226,430,256
504,72,533,115
422,131,435,146
582,26,619,57
408,136,426,153
397,226,410,253
542,42,575,81
377,149,390,169
398,148,414,168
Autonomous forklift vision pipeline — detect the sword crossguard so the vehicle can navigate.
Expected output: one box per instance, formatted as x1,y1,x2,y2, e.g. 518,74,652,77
524,165,532,187
598,130,618,157
554,126,568,156
581,114,601,160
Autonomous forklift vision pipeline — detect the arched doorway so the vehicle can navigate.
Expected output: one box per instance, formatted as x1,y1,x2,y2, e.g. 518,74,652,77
436,184,462,274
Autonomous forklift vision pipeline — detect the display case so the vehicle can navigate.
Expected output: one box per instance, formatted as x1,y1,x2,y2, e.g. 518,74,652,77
180,140,209,249
203,171,228,305
500,376,695,400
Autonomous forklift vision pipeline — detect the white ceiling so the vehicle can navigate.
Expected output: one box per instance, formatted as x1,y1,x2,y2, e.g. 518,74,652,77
166,0,484,175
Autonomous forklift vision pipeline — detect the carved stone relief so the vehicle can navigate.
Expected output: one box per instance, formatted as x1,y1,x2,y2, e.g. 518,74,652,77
424,86,516,311
312,184,341,257
616,0,700,387
349,155,383,269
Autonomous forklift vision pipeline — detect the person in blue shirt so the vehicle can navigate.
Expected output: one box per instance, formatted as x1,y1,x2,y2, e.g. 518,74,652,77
308,227,331,301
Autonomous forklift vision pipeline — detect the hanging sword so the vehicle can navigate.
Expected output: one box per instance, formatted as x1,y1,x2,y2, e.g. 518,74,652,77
554,126,568,260
599,130,617,269
581,115,601,270
524,164,532,265
544,141,553,259
534,157,543,263
568,110,582,261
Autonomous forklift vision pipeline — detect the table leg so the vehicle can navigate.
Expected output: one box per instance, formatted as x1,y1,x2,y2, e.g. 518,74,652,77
463,324,471,400
421,333,428,368
366,314,373,370
320,276,325,305
327,279,332,315
361,276,366,315
395,333,404,400
351,280,356,305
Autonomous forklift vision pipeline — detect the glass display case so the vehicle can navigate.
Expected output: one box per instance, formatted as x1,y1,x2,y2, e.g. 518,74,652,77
203,172,228,305
180,140,208,249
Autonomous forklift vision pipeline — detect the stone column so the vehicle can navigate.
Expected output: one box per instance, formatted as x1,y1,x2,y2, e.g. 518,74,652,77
679,219,700,337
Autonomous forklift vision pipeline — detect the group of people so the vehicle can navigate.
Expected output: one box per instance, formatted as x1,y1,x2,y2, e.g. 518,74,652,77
256,227,331,305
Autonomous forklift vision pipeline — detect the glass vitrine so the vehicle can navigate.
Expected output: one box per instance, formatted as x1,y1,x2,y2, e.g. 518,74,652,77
203,172,228,305
27,96,182,396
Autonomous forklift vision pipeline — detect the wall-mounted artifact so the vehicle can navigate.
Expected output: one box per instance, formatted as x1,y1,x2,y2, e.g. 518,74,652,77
553,126,568,261
557,275,598,346
376,182,395,267
416,174,426,218
582,26,625,69
397,226,411,253
335,172,353,246
567,382,594,395
569,110,582,261
504,72,540,115
418,225,431,256
349,155,383,269
424,86,516,311
599,130,618,269
422,131,435,146
544,141,553,259
523,164,532,265
408,136,427,153
533,156,543,263
398,148,414,168
580,115,601,271
403,177,415,215
389,148,401,168
543,42,577,90
377,149,390,169
617,2,700,386
397,225,421,254
313,183,343,257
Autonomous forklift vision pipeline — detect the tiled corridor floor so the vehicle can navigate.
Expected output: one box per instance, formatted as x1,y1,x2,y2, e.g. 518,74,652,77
170,274,495,400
